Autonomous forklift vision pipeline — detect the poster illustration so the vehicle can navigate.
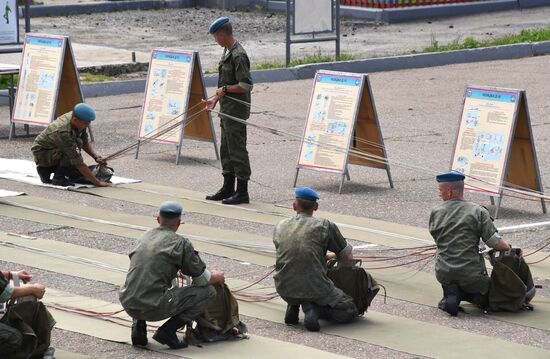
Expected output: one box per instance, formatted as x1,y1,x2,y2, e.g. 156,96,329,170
297,71,362,172
138,50,193,143
13,35,65,125
451,87,519,194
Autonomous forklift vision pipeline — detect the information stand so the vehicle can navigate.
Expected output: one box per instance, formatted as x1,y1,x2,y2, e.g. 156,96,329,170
135,49,218,164
451,86,546,218
10,33,88,140
0,0,18,45
285,0,340,66
294,70,393,193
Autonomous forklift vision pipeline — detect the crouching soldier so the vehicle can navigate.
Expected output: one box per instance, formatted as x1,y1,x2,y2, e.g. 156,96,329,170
0,269,55,359
273,187,359,331
31,103,112,187
429,171,516,316
119,201,224,349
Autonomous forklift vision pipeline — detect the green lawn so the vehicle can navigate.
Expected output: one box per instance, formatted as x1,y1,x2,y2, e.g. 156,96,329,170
424,27,550,52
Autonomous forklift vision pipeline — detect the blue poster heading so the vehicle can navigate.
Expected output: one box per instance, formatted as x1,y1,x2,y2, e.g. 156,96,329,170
466,89,518,103
318,75,361,87
153,52,192,63
26,37,63,48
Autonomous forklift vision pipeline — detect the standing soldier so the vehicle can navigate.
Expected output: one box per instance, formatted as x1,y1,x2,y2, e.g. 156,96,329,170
203,16,253,205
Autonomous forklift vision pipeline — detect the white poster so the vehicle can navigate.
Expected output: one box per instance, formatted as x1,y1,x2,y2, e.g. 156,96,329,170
0,0,17,44
294,0,332,34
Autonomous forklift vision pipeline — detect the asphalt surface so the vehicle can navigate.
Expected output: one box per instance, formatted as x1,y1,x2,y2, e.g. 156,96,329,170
1,51,550,357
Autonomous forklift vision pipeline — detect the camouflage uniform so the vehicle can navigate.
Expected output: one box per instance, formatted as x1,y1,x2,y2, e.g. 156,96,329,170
217,41,252,180
0,273,55,359
429,199,502,295
31,111,87,170
119,226,216,322
273,214,358,323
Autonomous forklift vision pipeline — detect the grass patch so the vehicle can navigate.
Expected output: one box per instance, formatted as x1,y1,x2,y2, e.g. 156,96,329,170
424,26,550,52
0,74,18,90
0,72,118,89
79,72,117,83
252,48,355,71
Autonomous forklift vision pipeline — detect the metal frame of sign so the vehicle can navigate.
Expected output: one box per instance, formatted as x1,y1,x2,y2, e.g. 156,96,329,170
285,0,340,66
135,49,219,165
9,34,91,140
292,0,334,36
293,70,393,194
450,85,546,218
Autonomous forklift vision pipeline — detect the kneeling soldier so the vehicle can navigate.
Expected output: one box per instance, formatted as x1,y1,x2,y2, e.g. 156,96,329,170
31,103,111,187
429,171,514,316
273,187,358,331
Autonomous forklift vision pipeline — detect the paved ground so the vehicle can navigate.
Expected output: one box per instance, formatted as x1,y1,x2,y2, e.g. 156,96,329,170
0,54,549,357
2,5,550,70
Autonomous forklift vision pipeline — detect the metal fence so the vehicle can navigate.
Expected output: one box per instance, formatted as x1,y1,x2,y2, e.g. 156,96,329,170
340,0,488,8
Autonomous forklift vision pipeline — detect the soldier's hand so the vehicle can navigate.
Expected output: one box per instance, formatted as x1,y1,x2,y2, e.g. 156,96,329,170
215,87,226,98
31,283,46,299
95,156,108,166
17,270,33,283
210,270,225,285
96,181,113,187
202,98,217,112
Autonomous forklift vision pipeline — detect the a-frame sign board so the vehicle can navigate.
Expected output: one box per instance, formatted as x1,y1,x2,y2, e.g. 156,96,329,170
10,33,88,140
293,70,393,193
451,86,546,218
135,49,219,164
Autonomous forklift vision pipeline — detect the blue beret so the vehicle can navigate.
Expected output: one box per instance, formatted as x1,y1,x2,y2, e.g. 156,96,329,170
159,201,183,217
209,16,229,34
295,187,319,201
436,171,465,183
73,103,96,122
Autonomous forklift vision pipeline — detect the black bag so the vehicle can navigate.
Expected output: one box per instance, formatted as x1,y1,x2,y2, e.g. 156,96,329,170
488,248,536,312
327,259,380,315
0,301,55,359
189,284,247,343
72,165,114,184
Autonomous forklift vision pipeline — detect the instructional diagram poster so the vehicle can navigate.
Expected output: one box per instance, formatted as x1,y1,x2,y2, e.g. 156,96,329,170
0,0,17,44
294,0,332,34
138,49,193,144
297,71,363,172
13,35,65,125
451,87,519,194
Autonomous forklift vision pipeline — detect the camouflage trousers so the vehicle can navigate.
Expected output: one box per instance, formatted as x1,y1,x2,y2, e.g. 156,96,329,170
32,147,80,168
436,255,490,295
124,285,216,323
220,117,251,180
282,293,358,324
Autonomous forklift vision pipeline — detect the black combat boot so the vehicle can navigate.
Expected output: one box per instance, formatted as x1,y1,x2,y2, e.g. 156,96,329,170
51,166,74,187
131,319,148,347
222,178,249,205
152,316,189,349
284,304,299,325
36,166,55,184
206,174,235,201
441,283,461,316
301,302,320,332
